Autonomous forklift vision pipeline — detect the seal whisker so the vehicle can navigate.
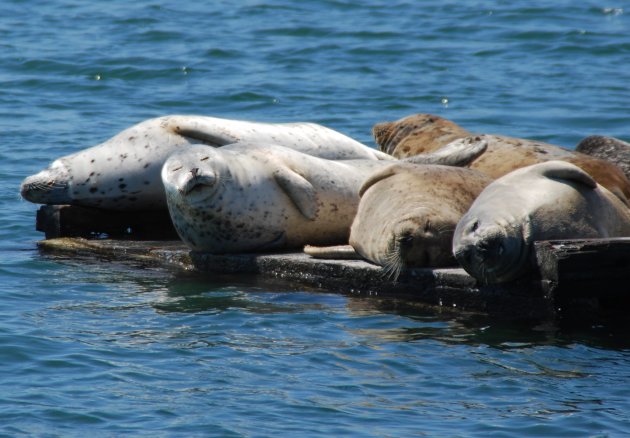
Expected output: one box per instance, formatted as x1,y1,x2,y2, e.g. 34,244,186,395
381,246,403,281
27,180,68,191
437,226,455,236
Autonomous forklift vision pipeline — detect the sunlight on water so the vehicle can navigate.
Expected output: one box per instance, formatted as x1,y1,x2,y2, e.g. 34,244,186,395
1,0,629,435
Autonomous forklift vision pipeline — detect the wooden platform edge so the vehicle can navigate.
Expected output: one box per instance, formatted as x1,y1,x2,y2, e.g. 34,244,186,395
33,203,630,322
37,237,556,320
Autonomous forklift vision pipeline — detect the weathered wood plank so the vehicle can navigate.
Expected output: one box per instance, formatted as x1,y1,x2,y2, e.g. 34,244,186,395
36,205,179,240
534,238,630,297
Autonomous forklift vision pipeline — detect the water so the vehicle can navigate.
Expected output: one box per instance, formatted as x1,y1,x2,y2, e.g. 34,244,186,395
1,0,629,435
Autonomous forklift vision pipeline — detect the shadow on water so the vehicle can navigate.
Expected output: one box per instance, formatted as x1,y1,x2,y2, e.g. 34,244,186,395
351,296,630,351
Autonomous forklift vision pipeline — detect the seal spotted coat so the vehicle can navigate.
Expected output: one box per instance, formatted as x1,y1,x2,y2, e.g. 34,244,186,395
21,115,392,211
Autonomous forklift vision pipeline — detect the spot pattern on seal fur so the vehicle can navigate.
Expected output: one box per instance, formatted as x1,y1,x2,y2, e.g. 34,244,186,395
372,113,630,204
21,115,394,211
161,143,391,253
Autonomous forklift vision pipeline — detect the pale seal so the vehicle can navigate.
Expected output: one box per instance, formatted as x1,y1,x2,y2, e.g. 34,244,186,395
161,138,487,253
20,115,392,211
373,113,630,204
349,163,493,278
452,160,630,284
161,143,391,252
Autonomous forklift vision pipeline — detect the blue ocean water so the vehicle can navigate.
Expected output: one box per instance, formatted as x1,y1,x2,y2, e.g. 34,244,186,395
1,0,629,436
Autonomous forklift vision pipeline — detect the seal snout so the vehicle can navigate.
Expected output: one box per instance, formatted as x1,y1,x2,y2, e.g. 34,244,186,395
453,217,516,284
20,164,71,204
179,168,216,196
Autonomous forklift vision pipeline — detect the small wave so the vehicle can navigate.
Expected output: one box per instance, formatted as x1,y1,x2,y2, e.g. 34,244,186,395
602,7,623,16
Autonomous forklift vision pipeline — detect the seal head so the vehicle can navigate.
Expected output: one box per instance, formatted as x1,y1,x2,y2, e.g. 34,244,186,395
453,160,630,284
373,114,471,156
161,143,391,253
21,115,393,211
350,163,492,279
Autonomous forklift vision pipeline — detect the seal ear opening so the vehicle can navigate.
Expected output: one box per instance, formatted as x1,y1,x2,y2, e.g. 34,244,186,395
358,165,400,197
539,160,597,189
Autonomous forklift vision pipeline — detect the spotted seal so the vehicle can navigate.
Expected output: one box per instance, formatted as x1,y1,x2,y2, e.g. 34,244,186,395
372,113,630,204
161,143,390,252
452,160,630,284
20,115,392,211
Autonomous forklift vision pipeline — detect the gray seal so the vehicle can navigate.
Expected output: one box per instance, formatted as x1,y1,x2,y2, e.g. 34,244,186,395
453,160,630,284
576,135,630,181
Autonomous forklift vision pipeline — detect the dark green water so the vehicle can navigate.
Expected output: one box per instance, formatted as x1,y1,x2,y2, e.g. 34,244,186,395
1,1,629,435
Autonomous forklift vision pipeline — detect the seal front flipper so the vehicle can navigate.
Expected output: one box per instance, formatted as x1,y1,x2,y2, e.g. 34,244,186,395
304,244,360,260
272,167,318,220
403,137,488,167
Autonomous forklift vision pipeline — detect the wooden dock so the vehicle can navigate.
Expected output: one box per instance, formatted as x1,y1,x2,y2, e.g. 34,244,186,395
35,205,630,323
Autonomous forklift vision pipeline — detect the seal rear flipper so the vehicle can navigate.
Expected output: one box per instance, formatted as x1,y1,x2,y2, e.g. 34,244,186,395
165,116,241,147
272,167,318,220
403,136,488,167
304,244,360,260
538,160,597,189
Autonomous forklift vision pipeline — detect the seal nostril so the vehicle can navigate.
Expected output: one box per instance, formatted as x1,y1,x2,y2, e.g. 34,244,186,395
190,167,199,178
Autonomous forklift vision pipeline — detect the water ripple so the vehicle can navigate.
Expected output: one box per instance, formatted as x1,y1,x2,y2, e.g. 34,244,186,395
2,0,630,435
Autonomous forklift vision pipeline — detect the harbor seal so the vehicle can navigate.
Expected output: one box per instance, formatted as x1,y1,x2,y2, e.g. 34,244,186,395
349,163,493,278
161,143,391,252
20,115,392,211
373,113,630,204
373,114,472,156
576,135,630,181
452,160,630,284
162,139,489,253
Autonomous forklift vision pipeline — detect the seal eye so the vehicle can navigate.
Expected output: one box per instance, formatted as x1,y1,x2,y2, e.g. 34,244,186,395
397,233,414,248
470,220,479,233
171,165,183,172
